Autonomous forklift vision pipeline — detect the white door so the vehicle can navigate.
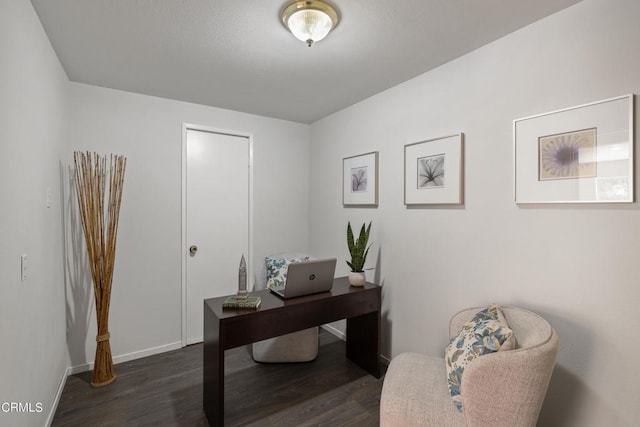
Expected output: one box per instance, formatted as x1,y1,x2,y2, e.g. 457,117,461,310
184,127,250,344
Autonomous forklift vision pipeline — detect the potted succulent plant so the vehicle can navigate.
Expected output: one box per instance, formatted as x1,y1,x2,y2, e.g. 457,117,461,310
346,221,372,286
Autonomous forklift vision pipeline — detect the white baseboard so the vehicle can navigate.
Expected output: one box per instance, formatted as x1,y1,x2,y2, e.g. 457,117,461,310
321,324,345,340
320,325,390,367
186,336,203,346
67,341,183,375
45,366,70,427
380,354,391,366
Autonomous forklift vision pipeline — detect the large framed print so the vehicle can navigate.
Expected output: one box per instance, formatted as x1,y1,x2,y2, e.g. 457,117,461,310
514,94,634,203
404,133,464,205
343,151,378,206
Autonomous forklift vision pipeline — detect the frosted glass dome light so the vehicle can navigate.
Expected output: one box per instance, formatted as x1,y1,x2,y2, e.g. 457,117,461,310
282,1,339,47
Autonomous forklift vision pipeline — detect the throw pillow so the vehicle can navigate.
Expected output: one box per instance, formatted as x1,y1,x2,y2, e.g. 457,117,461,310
445,304,517,411
265,255,310,288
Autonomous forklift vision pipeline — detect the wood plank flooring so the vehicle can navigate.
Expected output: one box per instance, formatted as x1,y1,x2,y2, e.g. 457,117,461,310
52,330,386,426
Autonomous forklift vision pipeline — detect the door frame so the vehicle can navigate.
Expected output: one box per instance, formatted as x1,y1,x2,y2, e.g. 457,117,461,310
181,123,254,347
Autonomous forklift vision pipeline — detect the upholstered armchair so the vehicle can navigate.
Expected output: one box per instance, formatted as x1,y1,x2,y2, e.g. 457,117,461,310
380,306,559,427
251,253,319,363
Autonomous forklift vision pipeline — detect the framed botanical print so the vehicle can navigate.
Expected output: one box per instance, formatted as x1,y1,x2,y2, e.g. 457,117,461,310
404,133,464,205
514,94,634,203
343,151,378,206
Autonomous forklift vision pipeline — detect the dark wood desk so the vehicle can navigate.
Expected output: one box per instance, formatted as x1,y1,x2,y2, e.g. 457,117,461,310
203,277,381,426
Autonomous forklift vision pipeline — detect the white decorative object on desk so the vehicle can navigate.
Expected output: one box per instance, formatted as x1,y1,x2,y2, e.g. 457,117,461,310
237,254,248,300
348,271,366,286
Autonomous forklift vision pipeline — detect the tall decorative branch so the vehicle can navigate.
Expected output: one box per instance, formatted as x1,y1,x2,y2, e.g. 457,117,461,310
73,151,127,387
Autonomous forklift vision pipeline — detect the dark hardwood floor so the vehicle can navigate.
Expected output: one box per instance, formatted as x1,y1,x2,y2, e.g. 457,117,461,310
53,330,385,426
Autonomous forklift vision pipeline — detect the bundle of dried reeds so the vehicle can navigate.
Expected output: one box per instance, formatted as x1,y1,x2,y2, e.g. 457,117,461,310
73,151,127,387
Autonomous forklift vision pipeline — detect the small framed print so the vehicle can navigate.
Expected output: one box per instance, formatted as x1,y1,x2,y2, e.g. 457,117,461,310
343,151,378,206
404,133,464,205
514,94,634,203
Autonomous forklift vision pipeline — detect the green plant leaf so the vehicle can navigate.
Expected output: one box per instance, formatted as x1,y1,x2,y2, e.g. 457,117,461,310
347,222,355,255
346,221,372,272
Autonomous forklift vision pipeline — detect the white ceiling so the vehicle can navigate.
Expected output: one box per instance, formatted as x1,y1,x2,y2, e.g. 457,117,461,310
31,0,582,124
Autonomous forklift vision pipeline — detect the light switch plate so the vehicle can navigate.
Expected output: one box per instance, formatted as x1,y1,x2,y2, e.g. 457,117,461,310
46,187,52,208
21,254,27,282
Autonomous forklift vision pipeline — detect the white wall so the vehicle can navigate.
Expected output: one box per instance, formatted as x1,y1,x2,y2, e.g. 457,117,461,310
309,0,640,425
0,1,69,426
67,83,310,369
5,0,638,425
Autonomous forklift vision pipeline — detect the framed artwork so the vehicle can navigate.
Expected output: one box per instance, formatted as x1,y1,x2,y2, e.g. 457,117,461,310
343,151,378,206
514,94,634,203
404,133,464,205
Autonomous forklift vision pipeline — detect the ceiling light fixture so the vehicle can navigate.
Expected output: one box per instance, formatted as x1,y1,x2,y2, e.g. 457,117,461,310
281,0,339,47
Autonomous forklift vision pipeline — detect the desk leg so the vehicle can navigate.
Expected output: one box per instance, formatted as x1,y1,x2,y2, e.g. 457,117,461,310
203,303,224,426
346,311,381,378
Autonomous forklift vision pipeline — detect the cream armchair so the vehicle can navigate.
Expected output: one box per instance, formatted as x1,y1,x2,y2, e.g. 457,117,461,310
380,306,559,427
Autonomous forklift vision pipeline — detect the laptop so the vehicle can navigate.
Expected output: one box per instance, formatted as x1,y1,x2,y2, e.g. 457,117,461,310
269,258,337,299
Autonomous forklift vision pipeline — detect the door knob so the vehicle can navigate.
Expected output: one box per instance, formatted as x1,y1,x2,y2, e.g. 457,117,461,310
189,245,198,255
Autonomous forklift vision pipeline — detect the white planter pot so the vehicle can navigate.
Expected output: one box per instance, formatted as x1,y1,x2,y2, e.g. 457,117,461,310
348,271,366,286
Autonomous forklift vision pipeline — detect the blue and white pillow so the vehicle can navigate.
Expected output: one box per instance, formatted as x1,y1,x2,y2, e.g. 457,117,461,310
265,255,309,288
445,305,517,411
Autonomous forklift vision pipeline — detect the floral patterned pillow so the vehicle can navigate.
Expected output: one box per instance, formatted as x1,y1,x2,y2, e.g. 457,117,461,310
265,255,310,288
445,305,517,411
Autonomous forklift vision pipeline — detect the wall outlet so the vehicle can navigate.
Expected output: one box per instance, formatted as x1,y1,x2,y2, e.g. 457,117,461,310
21,254,27,282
